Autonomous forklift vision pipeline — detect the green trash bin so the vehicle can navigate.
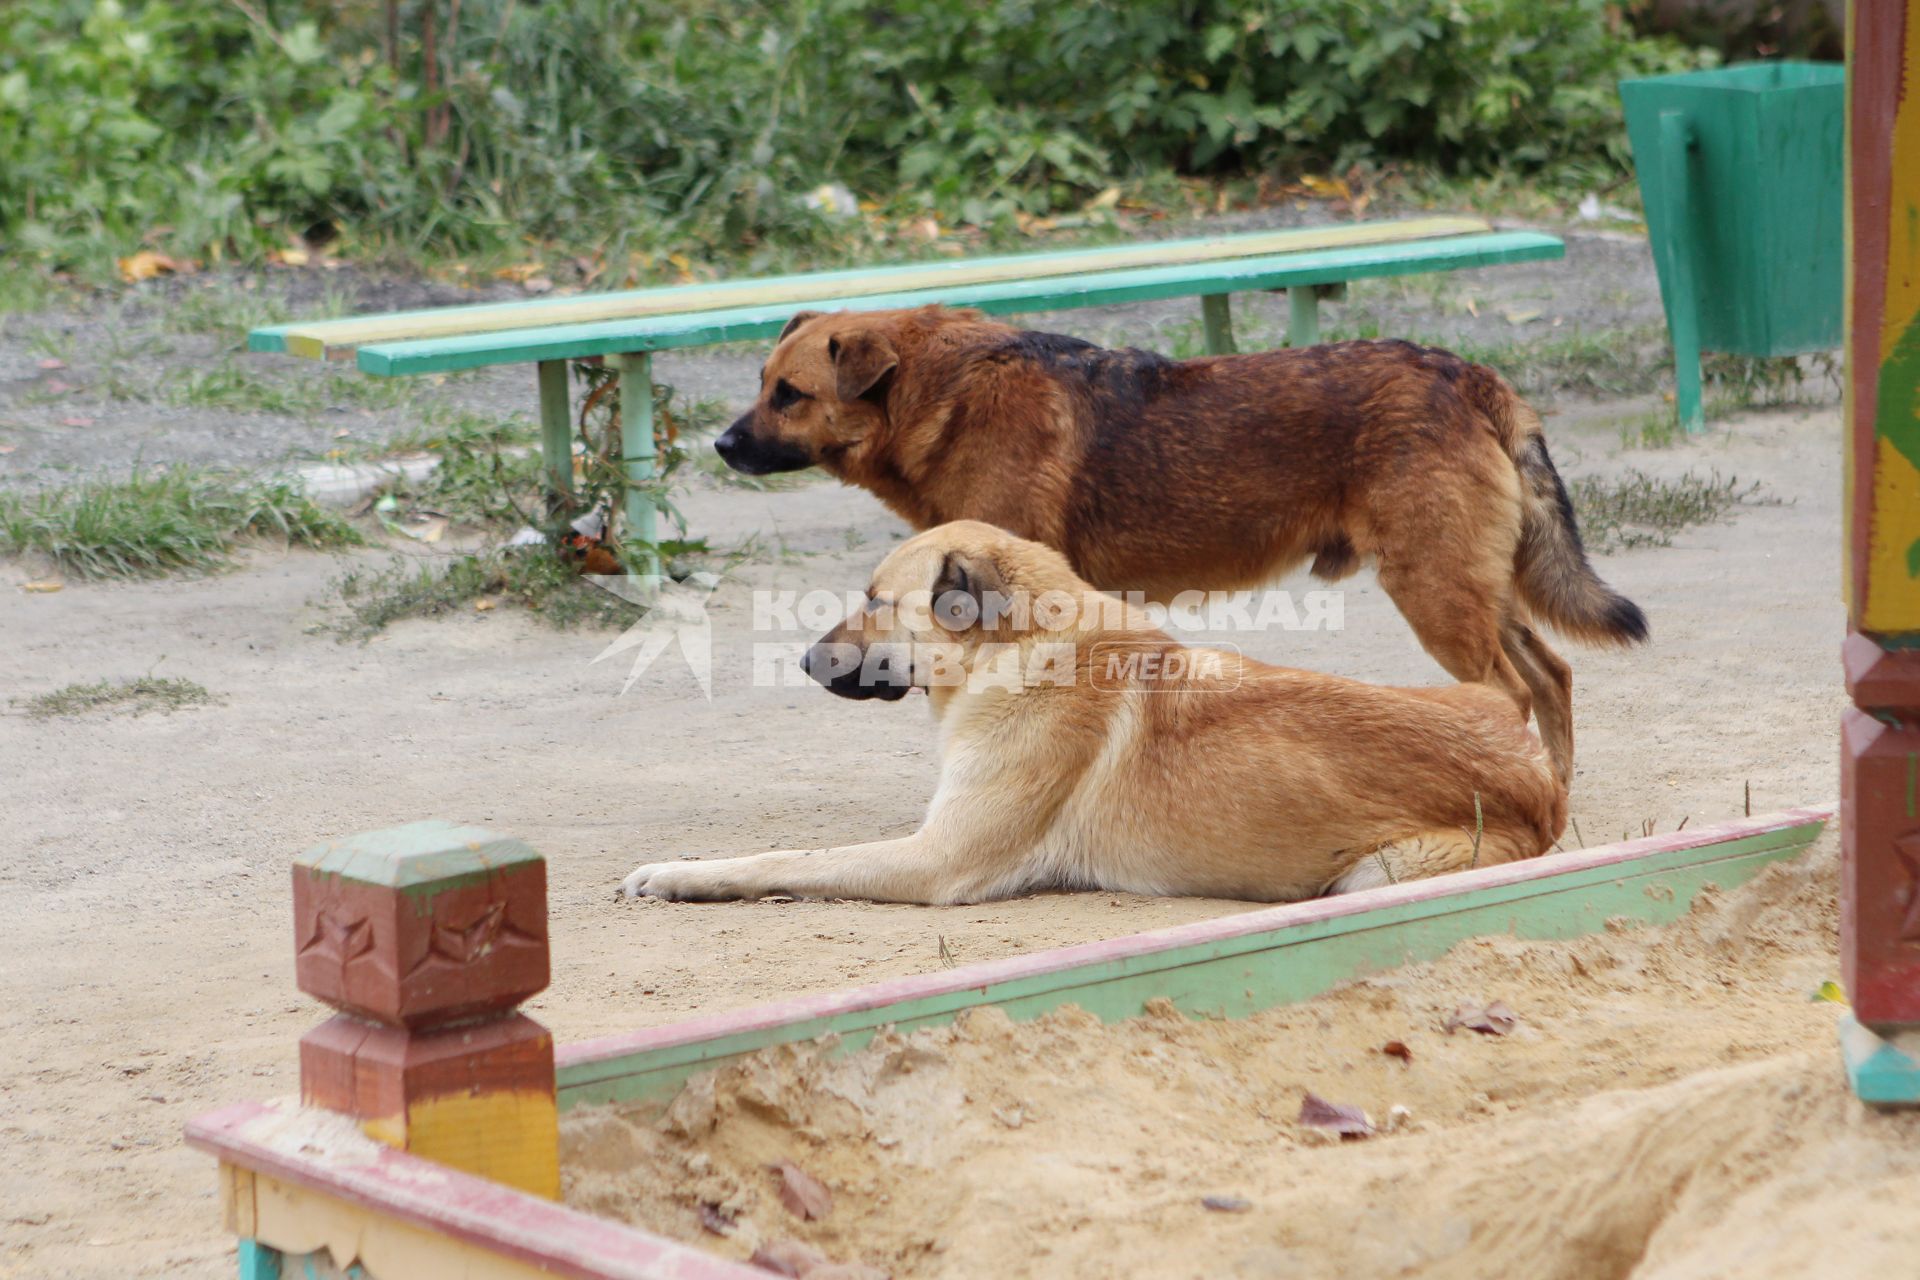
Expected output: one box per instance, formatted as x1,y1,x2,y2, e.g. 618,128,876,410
1619,62,1844,433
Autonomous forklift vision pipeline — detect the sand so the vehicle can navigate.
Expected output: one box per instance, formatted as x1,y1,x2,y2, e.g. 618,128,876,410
565,833,1920,1280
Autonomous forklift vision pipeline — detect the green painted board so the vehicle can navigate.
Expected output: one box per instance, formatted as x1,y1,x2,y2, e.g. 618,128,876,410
247,217,1490,356
356,232,1564,377
554,808,1826,1111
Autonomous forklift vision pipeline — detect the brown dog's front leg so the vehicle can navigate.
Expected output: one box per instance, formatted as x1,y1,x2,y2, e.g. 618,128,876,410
619,834,1006,906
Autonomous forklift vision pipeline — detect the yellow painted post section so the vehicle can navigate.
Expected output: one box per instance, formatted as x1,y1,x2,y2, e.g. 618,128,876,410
360,1090,560,1201
244,1169,559,1280
1860,6,1920,633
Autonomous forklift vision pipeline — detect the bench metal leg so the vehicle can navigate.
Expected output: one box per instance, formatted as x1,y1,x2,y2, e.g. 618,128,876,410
1200,293,1237,354
1287,288,1320,347
607,352,661,578
536,359,573,509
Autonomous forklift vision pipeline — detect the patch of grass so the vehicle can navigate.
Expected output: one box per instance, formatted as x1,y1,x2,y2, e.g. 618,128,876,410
0,467,362,579
1704,351,1841,416
1570,469,1777,553
329,550,645,637
1446,326,1670,401
165,359,420,418
159,285,293,341
17,322,75,362
1614,408,1683,450
0,262,70,315
21,675,214,719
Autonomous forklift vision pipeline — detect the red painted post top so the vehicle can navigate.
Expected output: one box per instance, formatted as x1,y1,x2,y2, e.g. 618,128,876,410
292,821,549,1028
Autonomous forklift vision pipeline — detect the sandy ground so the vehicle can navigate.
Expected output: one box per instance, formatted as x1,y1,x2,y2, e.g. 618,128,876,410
0,379,1849,1279
567,832,1916,1280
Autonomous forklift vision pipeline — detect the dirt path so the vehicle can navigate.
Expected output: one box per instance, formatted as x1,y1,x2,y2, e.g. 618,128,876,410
0,382,1845,1278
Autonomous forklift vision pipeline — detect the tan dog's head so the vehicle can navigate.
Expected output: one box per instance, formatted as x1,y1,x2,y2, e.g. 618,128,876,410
714,310,902,476
800,520,1088,701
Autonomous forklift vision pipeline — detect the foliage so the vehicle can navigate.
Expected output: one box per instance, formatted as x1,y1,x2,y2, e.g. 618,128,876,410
839,0,1709,222
329,549,644,636
1570,468,1776,553
21,675,215,719
0,466,361,578
0,0,1711,276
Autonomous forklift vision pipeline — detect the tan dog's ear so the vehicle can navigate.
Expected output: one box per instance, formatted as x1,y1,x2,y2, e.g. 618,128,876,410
828,330,898,401
776,310,823,343
931,550,1007,631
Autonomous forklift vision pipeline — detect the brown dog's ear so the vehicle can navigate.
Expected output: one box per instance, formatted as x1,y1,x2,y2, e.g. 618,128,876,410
776,310,823,343
931,550,1007,631
828,330,898,402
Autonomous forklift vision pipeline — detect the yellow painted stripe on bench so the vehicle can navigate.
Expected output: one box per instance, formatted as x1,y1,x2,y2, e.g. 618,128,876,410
279,216,1489,359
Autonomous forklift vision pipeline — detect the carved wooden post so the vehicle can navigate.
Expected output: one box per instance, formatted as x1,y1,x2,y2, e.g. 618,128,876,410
292,821,560,1196
1841,0,1920,1105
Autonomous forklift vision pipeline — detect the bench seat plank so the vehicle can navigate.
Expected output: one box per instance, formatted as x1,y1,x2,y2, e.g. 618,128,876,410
355,230,1563,377
255,217,1492,361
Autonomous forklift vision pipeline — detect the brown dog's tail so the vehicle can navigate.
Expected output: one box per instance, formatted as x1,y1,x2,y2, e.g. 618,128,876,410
1468,367,1649,647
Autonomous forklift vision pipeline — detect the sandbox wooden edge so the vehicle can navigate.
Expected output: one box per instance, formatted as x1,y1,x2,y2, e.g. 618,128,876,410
185,1099,768,1280
557,805,1834,1109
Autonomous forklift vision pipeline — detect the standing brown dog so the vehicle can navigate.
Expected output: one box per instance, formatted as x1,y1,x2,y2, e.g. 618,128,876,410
714,305,1646,782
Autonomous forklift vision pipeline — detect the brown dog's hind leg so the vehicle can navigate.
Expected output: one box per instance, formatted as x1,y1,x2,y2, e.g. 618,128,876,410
1501,618,1575,785
1373,556,1534,729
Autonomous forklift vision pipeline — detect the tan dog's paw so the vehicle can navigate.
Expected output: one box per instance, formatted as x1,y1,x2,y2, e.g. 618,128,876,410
620,860,736,902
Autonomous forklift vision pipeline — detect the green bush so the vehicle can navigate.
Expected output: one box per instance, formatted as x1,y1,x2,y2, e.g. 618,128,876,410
828,0,1709,220
0,0,1709,274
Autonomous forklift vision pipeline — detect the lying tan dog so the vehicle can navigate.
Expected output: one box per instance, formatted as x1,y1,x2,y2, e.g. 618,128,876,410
621,522,1566,906
712,305,1648,784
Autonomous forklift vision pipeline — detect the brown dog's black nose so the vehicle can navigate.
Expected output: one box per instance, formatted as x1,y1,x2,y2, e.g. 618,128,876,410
711,413,812,476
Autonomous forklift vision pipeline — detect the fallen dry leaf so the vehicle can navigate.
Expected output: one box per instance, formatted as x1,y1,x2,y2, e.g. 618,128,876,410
0,444,15,455
770,1158,833,1221
749,1237,829,1277
266,247,310,267
1297,1091,1374,1138
492,262,547,284
473,598,496,612
42,379,72,396
20,581,64,594
117,250,189,283
1381,1040,1413,1063
36,357,65,371
60,416,94,428
1202,1194,1252,1213
521,275,555,295
1445,1001,1518,1036
697,1201,734,1236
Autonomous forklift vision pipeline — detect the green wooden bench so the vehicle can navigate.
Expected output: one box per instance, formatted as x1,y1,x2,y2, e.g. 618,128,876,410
249,217,1563,562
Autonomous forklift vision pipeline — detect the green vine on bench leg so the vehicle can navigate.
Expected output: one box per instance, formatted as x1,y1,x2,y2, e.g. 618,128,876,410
567,357,690,579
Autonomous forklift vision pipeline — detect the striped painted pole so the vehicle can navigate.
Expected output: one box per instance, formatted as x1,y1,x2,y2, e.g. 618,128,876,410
1840,0,1920,1105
